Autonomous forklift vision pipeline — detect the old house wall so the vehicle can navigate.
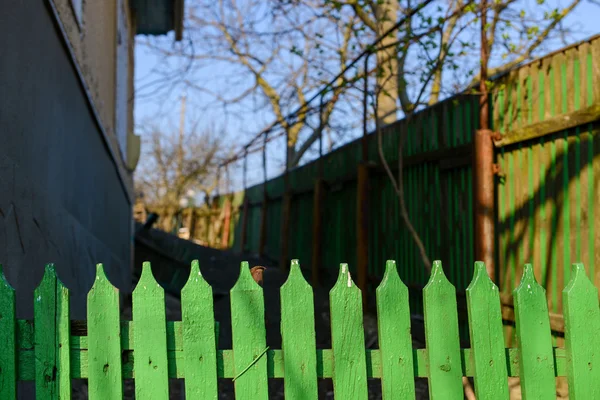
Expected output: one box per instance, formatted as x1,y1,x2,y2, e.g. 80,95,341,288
0,1,133,320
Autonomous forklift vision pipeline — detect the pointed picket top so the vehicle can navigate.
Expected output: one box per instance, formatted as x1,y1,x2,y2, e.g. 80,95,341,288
35,264,57,295
329,264,368,399
376,261,415,399
181,260,218,399
231,261,261,292
424,260,449,288
0,264,14,291
330,263,359,295
280,259,318,399
377,260,403,291
465,262,509,399
182,259,211,291
134,261,162,293
563,263,600,399
281,259,310,289
514,264,541,296
466,261,498,294
90,263,116,291
564,263,594,292
513,264,555,399
0,264,16,400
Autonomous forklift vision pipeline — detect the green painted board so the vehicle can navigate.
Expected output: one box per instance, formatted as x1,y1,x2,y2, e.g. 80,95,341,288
329,264,368,400
230,262,269,399
181,260,218,399
280,260,318,399
562,263,600,399
376,260,415,399
0,265,16,399
423,261,463,399
513,264,555,399
87,264,123,399
465,262,509,399
34,264,71,399
133,262,169,399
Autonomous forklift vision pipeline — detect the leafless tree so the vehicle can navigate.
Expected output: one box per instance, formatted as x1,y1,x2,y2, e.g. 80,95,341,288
134,118,226,209
140,0,369,168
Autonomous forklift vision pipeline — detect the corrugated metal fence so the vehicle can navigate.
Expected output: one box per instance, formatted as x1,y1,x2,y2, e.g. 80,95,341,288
213,36,600,342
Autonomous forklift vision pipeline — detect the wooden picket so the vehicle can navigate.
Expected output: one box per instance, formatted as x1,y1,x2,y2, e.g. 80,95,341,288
87,264,122,399
563,263,600,399
1,259,600,398
330,264,368,399
181,260,218,399
34,264,71,399
133,262,169,399
465,262,509,399
513,264,556,399
423,261,463,398
230,261,269,399
280,260,318,399
0,265,16,399
376,260,415,398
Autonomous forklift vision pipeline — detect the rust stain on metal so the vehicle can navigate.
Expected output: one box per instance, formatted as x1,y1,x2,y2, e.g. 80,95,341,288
473,129,495,280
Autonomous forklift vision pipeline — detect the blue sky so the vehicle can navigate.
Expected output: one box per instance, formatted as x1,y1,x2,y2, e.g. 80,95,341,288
133,1,600,191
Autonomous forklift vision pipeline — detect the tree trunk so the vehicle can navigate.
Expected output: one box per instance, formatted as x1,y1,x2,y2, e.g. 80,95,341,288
374,0,399,125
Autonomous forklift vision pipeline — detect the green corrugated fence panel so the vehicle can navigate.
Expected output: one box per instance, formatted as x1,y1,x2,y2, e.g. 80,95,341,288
280,260,318,399
230,262,269,399
330,264,368,399
87,264,123,400
513,264,555,399
133,262,169,399
562,263,600,399
181,260,218,399
34,264,71,399
0,265,16,399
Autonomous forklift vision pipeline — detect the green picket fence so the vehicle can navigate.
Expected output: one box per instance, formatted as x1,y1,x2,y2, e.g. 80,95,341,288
1,259,599,399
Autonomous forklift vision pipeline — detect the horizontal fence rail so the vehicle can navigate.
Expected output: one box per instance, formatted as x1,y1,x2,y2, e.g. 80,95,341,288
1,260,599,399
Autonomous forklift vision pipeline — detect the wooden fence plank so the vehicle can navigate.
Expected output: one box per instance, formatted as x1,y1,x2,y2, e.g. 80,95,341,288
423,261,463,399
0,265,16,399
181,260,218,399
280,260,318,399
87,264,123,400
330,264,368,399
34,264,71,399
466,262,509,399
133,262,169,399
230,262,269,399
376,260,415,399
513,264,555,399
563,263,600,399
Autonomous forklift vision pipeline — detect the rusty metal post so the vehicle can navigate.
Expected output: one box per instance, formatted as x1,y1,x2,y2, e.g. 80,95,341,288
240,151,249,253
259,133,269,256
311,95,326,286
474,0,496,281
216,166,221,198
356,54,371,307
221,196,232,248
280,130,292,271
